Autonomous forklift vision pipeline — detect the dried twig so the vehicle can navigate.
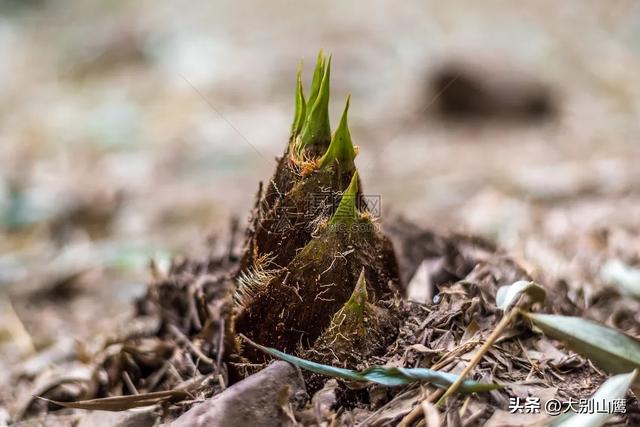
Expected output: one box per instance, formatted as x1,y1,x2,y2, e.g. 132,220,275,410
436,309,519,406
169,324,214,365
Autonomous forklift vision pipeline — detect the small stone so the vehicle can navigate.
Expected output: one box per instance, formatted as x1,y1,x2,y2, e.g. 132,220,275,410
172,362,306,427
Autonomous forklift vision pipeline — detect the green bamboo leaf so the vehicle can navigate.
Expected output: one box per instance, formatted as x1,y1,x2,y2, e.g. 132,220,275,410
291,61,306,136
240,334,501,393
298,55,332,153
240,334,363,382
329,171,358,226
306,50,325,113
359,367,502,392
552,370,637,427
496,280,546,311
319,95,356,169
524,313,640,375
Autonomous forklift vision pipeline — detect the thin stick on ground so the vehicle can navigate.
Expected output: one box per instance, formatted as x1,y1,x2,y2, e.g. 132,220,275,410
398,308,518,425
397,388,444,427
436,308,519,407
169,324,215,365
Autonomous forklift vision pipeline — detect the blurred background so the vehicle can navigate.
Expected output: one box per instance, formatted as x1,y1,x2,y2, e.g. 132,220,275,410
1,0,640,397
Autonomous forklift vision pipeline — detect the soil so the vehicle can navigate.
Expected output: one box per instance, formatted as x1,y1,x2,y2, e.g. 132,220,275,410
7,211,639,425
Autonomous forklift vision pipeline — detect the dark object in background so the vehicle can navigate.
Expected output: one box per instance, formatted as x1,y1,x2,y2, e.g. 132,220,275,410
428,59,556,121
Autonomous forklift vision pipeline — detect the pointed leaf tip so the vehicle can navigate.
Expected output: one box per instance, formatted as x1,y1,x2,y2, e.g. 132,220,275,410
319,95,356,168
346,268,368,308
330,171,359,226
291,60,306,136
307,50,325,109
298,54,332,154
328,268,367,331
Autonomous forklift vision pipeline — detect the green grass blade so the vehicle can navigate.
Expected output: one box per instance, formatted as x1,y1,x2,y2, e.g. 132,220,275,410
360,367,502,392
319,95,356,168
241,335,501,392
524,313,640,374
240,334,363,382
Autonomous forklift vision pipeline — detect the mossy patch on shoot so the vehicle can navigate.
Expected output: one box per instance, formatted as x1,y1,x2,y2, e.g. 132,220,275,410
310,269,399,368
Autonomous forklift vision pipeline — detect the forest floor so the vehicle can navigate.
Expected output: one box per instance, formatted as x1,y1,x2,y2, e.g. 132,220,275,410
1,1,640,426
